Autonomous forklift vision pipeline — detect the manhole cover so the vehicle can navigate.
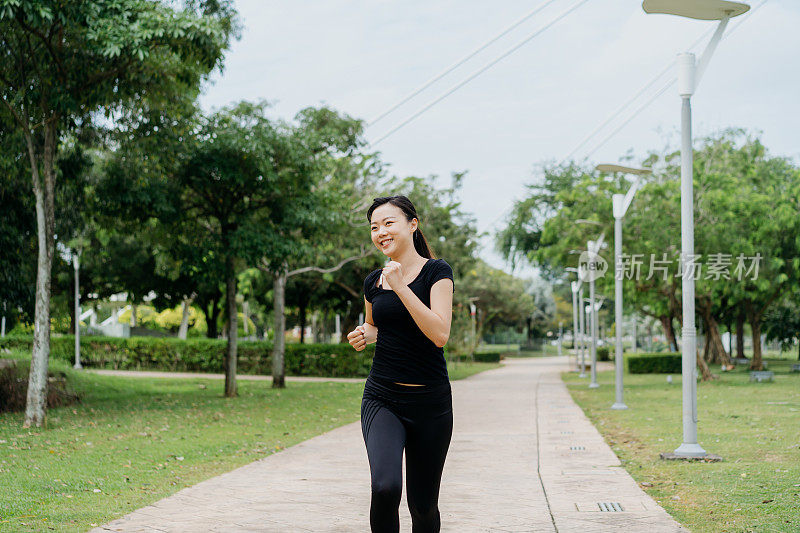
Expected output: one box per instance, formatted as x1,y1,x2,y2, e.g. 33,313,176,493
598,502,624,512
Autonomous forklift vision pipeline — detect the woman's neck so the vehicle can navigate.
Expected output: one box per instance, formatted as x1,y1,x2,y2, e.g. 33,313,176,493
390,246,426,270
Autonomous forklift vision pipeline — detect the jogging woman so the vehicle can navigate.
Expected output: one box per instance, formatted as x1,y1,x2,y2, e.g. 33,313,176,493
346,195,455,532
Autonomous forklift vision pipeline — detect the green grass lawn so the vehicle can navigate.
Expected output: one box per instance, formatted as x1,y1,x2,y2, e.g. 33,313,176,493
0,353,498,532
563,359,800,533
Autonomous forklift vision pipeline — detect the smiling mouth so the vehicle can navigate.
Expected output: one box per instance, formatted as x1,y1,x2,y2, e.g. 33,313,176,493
380,239,393,249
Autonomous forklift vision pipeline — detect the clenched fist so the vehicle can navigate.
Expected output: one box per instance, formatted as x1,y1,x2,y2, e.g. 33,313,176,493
347,324,367,351
381,260,405,290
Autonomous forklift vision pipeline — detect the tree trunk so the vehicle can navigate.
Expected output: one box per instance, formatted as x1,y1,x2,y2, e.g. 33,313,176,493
699,304,732,367
299,301,307,344
736,310,745,359
205,296,220,339
471,310,486,356
25,121,57,428
749,313,764,371
272,268,287,388
178,296,194,340
340,302,360,344
525,317,533,344
697,346,714,381
660,316,678,352
224,259,238,397
130,303,137,327
311,311,319,343
317,309,328,343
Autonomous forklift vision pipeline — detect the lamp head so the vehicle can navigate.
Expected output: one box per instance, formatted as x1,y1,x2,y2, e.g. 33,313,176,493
596,164,652,176
642,0,749,21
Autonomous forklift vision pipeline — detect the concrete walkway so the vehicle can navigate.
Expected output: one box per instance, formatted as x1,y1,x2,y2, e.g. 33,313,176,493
92,357,686,532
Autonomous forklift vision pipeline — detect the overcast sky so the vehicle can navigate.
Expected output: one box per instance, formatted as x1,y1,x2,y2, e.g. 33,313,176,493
199,0,799,279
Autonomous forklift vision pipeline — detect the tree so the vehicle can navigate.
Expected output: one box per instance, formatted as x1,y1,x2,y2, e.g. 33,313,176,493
174,101,280,396
254,106,366,388
763,293,800,361
0,111,35,327
169,102,365,395
688,131,800,370
0,0,237,426
456,259,537,355
499,130,800,377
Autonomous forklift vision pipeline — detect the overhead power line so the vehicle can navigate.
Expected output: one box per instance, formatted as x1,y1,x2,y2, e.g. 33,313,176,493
483,0,767,243
370,0,590,147
583,78,676,159
564,0,767,162
367,0,560,128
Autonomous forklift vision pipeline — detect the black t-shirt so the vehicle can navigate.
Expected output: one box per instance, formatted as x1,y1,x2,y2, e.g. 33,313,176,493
363,258,455,385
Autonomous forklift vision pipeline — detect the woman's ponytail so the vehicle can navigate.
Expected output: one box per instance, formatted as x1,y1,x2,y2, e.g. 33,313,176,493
413,228,436,259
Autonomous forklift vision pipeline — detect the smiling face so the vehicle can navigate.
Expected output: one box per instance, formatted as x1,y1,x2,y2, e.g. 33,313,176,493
370,202,417,258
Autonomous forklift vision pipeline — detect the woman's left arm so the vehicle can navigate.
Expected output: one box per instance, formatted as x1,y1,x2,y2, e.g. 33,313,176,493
394,279,453,348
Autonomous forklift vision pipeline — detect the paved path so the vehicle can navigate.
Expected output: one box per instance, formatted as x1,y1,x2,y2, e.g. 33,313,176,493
92,357,685,532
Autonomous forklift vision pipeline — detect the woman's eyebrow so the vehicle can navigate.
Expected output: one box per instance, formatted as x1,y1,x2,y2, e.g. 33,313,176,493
370,217,396,225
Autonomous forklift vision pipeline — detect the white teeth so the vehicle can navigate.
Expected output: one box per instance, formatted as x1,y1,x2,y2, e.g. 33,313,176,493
381,239,392,247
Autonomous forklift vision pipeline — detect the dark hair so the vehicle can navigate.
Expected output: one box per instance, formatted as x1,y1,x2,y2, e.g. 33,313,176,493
367,195,436,259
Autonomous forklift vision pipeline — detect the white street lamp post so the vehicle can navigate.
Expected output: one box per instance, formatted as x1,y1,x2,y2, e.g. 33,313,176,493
574,223,605,386
588,270,599,389
468,297,479,358
643,0,749,457
597,164,652,410
558,322,563,357
570,281,580,372
73,252,82,370
586,236,605,389
568,264,590,377
578,284,586,377
566,266,585,373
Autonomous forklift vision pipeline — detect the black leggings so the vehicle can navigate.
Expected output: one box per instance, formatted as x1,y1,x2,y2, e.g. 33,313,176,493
360,374,453,533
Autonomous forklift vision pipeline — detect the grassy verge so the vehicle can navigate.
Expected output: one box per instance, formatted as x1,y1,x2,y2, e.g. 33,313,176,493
563,359,800,533
447,359,501,380
0,353,497,532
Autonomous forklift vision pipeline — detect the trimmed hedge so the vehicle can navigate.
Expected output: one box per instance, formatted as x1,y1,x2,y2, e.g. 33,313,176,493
454,352,502,363
0,335,375,377
627,352,682,374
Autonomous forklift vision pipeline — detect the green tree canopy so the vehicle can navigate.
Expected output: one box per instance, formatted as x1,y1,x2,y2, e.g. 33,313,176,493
0,0,238,426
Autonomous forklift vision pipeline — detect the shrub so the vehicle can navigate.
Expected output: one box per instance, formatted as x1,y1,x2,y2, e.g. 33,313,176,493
0,359,80,413
628,352,682,374
650,340,668,353
453,352,501,363
597,346,610,361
